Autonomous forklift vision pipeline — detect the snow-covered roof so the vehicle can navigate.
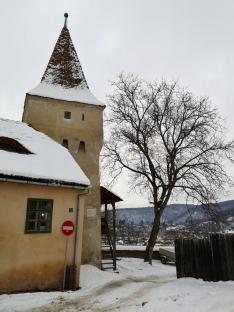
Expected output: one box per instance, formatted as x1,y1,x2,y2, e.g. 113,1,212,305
0,118,90,188
41,24,88,89
28,82,104,107
27,20,104,107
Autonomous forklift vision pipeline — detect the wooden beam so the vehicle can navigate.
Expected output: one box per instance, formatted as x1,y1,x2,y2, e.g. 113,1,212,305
112,201,117,270
105,203,108,221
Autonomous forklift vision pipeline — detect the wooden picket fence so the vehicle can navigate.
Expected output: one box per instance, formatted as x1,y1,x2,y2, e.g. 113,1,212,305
175,233,234,281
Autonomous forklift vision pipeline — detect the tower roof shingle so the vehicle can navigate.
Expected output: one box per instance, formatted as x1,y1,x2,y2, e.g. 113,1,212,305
41,22,89,89
28,14,104,107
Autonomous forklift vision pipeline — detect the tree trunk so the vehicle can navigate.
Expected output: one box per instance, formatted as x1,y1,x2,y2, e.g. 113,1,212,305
144,212,161,264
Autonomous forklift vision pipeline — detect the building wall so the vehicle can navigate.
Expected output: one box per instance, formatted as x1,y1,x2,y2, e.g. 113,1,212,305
22,95,104,266
0,181,86,293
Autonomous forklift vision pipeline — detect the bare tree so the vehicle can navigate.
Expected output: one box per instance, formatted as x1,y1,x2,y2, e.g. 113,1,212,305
103,74,234,263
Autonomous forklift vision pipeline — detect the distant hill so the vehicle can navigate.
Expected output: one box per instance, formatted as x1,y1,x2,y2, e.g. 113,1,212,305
117,200,234,225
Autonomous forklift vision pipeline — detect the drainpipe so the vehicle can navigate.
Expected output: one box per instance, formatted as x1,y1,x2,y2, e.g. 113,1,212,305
72,188,91,289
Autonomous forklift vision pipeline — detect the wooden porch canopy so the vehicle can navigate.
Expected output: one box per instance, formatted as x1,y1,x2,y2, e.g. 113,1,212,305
100,186,122,271
100,186,123,205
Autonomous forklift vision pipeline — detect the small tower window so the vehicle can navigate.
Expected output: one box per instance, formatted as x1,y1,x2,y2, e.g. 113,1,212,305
78,141,85,153
82,114,85,121
64,111,71,119
62,139,69,149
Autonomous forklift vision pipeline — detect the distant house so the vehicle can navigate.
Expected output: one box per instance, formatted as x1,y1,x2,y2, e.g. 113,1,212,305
0,119,90,292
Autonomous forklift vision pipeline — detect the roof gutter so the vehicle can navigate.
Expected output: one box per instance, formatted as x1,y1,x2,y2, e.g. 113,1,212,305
0,174,90,190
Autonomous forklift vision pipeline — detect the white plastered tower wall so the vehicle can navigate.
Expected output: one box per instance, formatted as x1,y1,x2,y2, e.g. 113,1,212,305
22,15,105,266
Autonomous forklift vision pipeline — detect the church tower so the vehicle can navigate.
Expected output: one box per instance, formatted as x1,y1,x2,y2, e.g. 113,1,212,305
22,14,105,266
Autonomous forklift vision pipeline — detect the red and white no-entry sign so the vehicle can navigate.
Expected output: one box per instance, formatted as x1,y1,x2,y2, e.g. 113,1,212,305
61,220,74,236
61,220,75,290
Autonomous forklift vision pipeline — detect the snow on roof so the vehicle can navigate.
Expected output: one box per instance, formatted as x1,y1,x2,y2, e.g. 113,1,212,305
28,82,104,107
0,118,90,187
41,24,89,89
27,21,105,107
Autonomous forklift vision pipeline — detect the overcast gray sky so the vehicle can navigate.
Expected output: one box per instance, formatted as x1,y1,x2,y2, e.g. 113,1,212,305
1,0,234,208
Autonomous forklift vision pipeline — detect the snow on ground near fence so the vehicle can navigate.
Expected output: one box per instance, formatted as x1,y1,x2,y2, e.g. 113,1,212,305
1,258,234,312
144,278,234,312
114,244,174,251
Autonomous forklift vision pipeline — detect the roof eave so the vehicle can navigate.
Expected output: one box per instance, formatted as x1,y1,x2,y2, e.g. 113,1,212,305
0,173,90,190
100,186,123,204
26,93,106,109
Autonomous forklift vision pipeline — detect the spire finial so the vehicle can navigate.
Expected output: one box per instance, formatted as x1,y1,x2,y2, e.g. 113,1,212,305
64,13,68,27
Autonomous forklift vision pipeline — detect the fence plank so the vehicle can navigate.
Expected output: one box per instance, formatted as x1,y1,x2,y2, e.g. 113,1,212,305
175,234,234,281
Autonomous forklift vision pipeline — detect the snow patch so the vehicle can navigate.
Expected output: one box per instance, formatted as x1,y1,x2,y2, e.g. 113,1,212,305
28,82,105,107
80,264,120,290
115,244,170,251
144,278,234,312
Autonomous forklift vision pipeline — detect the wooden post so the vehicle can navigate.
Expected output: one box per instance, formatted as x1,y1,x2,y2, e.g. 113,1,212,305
105,203,108,221
112,201,117,270
104,203,108,246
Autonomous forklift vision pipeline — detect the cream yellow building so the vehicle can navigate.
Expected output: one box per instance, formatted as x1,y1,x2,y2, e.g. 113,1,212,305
0,119,90,292
22,14,105,267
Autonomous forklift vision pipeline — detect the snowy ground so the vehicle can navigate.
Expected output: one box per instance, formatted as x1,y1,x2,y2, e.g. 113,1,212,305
115,244,170,251
1,258,234,312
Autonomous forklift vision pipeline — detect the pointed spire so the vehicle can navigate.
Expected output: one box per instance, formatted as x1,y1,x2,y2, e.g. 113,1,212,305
41,14,89,89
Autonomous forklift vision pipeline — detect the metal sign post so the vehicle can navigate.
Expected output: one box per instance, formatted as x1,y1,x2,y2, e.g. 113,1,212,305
61,220,74,291
62,235,69,291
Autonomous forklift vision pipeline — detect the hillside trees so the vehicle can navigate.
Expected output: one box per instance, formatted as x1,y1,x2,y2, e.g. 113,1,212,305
103,74,234,263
